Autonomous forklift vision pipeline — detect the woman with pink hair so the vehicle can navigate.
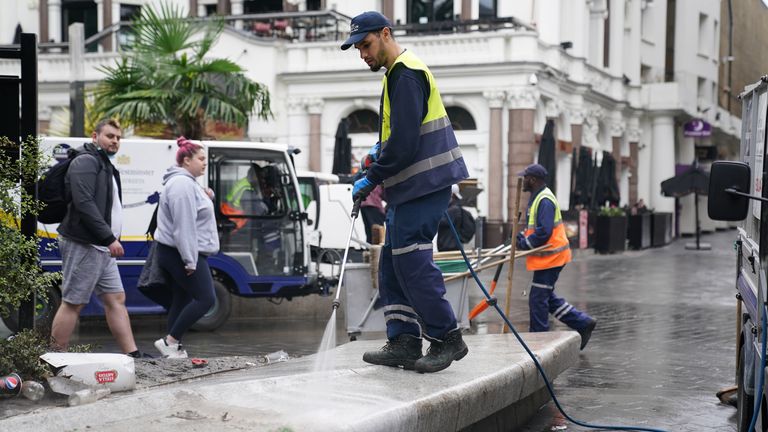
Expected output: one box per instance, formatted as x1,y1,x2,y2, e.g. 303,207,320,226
152,137,219,358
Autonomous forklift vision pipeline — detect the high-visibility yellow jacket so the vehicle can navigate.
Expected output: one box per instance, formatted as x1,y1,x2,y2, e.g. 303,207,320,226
378,50,468,205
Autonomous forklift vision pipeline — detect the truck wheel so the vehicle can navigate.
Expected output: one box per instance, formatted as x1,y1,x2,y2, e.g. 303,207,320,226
738,341,755,432
191,280,231,332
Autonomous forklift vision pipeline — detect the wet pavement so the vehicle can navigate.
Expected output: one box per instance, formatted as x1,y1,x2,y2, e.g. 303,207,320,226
67,229,739,431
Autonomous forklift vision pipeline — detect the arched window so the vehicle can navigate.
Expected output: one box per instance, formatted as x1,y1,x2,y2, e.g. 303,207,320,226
347,109,379,133
446,106,476,130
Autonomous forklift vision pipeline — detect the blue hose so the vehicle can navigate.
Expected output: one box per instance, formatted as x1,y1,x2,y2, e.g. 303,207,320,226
747,305,767,432
445,212,668,432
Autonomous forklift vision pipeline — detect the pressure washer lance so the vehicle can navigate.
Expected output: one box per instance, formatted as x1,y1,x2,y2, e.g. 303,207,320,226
331,197,363,311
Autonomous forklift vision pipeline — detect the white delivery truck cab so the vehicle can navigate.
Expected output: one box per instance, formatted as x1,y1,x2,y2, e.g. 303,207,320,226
709,75,768,431
38,137,340,330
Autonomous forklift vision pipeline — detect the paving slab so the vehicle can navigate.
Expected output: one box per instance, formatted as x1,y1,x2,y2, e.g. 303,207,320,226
2,332,579,432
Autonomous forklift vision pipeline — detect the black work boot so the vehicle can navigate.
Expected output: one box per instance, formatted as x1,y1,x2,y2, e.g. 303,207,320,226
414,329,468,374
362,334,423,370
577,318,597,350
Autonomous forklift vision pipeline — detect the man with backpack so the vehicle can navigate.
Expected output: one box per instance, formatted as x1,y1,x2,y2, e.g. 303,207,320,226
50,119,142,357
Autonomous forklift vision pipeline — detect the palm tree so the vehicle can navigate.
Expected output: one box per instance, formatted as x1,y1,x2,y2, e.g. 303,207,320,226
92,3,271,139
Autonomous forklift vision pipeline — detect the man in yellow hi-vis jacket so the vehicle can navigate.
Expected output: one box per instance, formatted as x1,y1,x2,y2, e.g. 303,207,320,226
341,11,470,373
516,164,597,350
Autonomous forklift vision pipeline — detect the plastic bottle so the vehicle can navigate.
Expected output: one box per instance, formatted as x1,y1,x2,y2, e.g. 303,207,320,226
0,373,22,397
21,380,45,401
68,387,111,407
262,349,289,364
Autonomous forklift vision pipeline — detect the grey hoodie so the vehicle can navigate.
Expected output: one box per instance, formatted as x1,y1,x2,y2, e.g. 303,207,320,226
154,166,220,271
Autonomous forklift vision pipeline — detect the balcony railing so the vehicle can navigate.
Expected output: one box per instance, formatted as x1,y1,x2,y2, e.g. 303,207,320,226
2,9,539,56
391,16,534,35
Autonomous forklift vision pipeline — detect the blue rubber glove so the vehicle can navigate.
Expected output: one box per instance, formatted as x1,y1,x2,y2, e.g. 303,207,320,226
352,177,375,201
516,232,530,250
360,142,381,171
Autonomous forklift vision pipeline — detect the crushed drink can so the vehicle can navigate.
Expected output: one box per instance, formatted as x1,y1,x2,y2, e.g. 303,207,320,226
0,373,23,397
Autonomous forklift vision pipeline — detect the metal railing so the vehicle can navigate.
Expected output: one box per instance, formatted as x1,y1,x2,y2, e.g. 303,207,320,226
1,10,533,55
392,16,534,35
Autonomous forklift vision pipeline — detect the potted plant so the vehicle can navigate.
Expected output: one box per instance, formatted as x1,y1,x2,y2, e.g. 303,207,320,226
595,206,627,254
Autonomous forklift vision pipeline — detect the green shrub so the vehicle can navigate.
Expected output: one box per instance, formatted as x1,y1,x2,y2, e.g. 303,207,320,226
0,330,93,381
0,136,74,381
0,136,61,320
598,206,625,217
0,329,49,380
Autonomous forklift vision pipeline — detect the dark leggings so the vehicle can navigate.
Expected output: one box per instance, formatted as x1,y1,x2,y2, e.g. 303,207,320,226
155,243,215,341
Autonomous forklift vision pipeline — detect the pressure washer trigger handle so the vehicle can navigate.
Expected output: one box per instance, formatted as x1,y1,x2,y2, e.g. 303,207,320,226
351,197,363,219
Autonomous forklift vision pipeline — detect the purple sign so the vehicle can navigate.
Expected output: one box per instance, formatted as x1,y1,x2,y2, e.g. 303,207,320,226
683,119,712,137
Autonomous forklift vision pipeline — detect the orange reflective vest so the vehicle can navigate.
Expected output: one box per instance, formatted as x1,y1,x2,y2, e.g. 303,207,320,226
220,202,247,230
523,187,571,271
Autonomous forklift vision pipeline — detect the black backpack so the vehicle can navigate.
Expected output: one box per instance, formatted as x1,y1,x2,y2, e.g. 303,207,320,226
37,153,82,224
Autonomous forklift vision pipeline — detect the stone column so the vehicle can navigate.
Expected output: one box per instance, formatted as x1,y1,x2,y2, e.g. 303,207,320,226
627,117,641,205
382,0,395,21
39,0,49,43
102,0,113,52
483,90,506,247
650,113,675,213
610,117,625,189
49,0,62,43
231,0,244,30
287,97,310,170
507,87,540,227
569,107,585,204
608,0,625,76
461,0,472,20
588,0,607,67
217,0,230,15
306,98,324,172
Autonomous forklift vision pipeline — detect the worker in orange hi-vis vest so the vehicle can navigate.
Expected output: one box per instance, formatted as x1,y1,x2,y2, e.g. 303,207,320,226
515,163,597,350
220,166,268,230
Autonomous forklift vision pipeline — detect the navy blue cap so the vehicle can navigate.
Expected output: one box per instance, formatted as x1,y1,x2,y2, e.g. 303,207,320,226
340,11,392,50
518,163,548,178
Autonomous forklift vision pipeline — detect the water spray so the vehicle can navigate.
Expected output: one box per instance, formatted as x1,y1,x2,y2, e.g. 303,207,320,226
331,197,363,312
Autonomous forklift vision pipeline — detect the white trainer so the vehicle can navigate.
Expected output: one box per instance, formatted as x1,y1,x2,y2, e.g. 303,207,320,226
154,338,188,359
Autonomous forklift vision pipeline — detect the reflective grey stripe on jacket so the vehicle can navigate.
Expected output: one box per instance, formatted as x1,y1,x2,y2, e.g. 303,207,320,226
380,116,452,152
383,147,463,189
531,244,570,256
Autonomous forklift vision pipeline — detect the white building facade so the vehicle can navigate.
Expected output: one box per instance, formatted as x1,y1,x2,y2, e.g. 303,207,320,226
1,0,741,242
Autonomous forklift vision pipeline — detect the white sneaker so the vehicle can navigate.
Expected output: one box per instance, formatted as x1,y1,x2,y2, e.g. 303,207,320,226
154,338,188,359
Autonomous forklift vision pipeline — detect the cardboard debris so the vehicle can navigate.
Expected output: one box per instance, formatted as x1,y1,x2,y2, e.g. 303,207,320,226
40,353,136,392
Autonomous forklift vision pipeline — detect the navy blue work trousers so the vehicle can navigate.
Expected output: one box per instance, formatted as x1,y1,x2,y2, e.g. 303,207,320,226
529,265,593,332
378,186,458,341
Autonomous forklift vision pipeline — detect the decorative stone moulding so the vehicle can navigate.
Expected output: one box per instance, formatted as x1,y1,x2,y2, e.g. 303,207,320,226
483,90,507,109
304,98,324,114
545,99,564,119
568,108,585,125
506,87,540,110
